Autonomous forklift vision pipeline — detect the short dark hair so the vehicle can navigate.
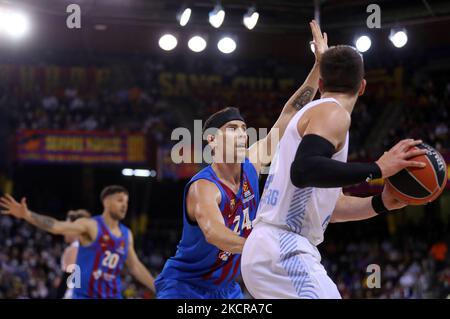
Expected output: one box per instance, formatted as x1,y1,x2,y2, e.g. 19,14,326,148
100,185,129,202
320,45,364,95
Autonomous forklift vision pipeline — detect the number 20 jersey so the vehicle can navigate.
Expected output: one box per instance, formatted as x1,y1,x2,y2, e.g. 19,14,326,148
72,215,129,299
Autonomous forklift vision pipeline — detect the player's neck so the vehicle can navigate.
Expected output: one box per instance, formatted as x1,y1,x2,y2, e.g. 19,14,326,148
102,212,120,229
212,162,241,186
321,92,357,114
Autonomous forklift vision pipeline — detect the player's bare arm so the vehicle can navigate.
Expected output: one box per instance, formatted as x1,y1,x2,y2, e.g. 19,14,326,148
125,231,156,293
290,103,427,188
248,20,328,174
0,194,96,242
330,185,407,223
186,179,245,254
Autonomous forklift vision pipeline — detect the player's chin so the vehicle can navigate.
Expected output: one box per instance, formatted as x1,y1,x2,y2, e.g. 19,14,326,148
235,147,247,162
115,211,126,220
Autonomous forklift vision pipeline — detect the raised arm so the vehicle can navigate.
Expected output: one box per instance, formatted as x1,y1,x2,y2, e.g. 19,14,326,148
186,179,245,254
125,231,155,293
248,20,327,174
0,194,95,238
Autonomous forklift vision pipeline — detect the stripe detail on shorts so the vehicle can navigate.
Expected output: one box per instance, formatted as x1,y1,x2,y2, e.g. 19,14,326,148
279,232,319,299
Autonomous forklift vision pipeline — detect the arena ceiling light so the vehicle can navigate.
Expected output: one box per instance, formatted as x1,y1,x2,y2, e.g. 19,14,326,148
158,33,178,51
0,9,30,39
389,29,408,48
188,35,207,52
217,36,236,54
355,35,371,53
243,7,259,30
209,4,225,28
177,7,191,27
122,168,156,178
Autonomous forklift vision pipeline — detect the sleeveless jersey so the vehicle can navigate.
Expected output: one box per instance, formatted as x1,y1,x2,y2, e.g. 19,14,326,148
72,215,129,299
254,98,349,246
158,158,259,289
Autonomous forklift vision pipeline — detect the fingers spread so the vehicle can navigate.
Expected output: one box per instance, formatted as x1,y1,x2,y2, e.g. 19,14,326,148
5,194,16,204
0,198,11,208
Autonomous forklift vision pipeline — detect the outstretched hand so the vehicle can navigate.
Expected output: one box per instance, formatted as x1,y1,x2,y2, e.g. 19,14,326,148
0,194,30,220
310,20,328,63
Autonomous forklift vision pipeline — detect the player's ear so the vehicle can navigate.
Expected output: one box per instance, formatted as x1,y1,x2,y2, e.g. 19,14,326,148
207,134,216,145
318,78,324,94
358,79,367,96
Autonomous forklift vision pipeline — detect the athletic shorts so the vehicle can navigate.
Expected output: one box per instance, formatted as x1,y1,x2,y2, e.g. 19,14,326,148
155,276,244,299
241,222,341,299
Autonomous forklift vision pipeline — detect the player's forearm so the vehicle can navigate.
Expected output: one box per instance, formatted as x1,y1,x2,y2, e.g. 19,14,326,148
330,195,378,223
269,63,319,139
24,210,61,234
256,63,320,167
204,223,245,254
131,262,155,293
283,62,320,113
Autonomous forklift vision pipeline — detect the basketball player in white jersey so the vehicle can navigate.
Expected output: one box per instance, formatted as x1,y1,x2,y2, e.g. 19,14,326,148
241,45,427,299
57,209,91,299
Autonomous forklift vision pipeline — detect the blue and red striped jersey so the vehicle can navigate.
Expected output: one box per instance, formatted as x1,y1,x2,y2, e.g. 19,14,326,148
157,158,259,289
72,215,129,299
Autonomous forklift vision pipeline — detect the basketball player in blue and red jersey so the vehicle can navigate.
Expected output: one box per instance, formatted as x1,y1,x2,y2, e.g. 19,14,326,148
155,21,329,299
0,185,155,298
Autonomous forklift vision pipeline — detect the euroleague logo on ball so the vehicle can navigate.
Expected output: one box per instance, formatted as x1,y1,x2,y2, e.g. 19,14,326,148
386,142,448,205
424,144,446,172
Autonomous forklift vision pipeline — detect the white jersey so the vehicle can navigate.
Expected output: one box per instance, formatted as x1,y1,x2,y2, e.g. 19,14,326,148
62,240,79,299
254,97,349,247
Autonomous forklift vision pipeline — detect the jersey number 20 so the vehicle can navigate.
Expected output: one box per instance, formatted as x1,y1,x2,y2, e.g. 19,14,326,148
102,251,120,269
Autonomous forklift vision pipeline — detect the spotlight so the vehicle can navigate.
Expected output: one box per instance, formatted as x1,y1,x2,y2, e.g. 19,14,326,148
355,35,371,53
217,36,236,54
122,168,134,176
188,35,207,52
134,169,151,177
0,10,30,39
177,7,191,27
122,168,154,177
209,4,225,28
389,29,407,48
243,7,259,30
159,34,178,51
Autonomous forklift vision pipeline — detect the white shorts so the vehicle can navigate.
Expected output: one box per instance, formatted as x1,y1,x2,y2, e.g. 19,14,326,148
241,222,341,299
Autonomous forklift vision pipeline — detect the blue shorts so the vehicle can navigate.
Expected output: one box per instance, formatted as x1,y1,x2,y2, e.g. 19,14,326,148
155,276,243,299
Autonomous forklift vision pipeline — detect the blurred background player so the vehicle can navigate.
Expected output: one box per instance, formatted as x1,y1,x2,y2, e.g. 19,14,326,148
241,45,427,299
0,185,155,299
155,20,328,299
55,209,91,299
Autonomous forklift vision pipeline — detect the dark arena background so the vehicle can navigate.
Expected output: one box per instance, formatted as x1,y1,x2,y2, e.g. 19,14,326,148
0,0,450,300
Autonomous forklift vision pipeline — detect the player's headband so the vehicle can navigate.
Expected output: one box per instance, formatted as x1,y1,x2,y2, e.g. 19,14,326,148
202,107,245,134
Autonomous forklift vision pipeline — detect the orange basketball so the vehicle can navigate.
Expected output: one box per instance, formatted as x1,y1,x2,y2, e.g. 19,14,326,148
385,143,448,205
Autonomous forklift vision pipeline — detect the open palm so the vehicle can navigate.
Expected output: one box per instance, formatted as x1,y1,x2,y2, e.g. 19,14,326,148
310,20,328,62
0,194,29,219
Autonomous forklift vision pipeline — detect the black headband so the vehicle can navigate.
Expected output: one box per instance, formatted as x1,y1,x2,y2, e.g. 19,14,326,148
202,107,245,133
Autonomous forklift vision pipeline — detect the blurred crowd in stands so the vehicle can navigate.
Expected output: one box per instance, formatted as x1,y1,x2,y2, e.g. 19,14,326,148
1,58,448,160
